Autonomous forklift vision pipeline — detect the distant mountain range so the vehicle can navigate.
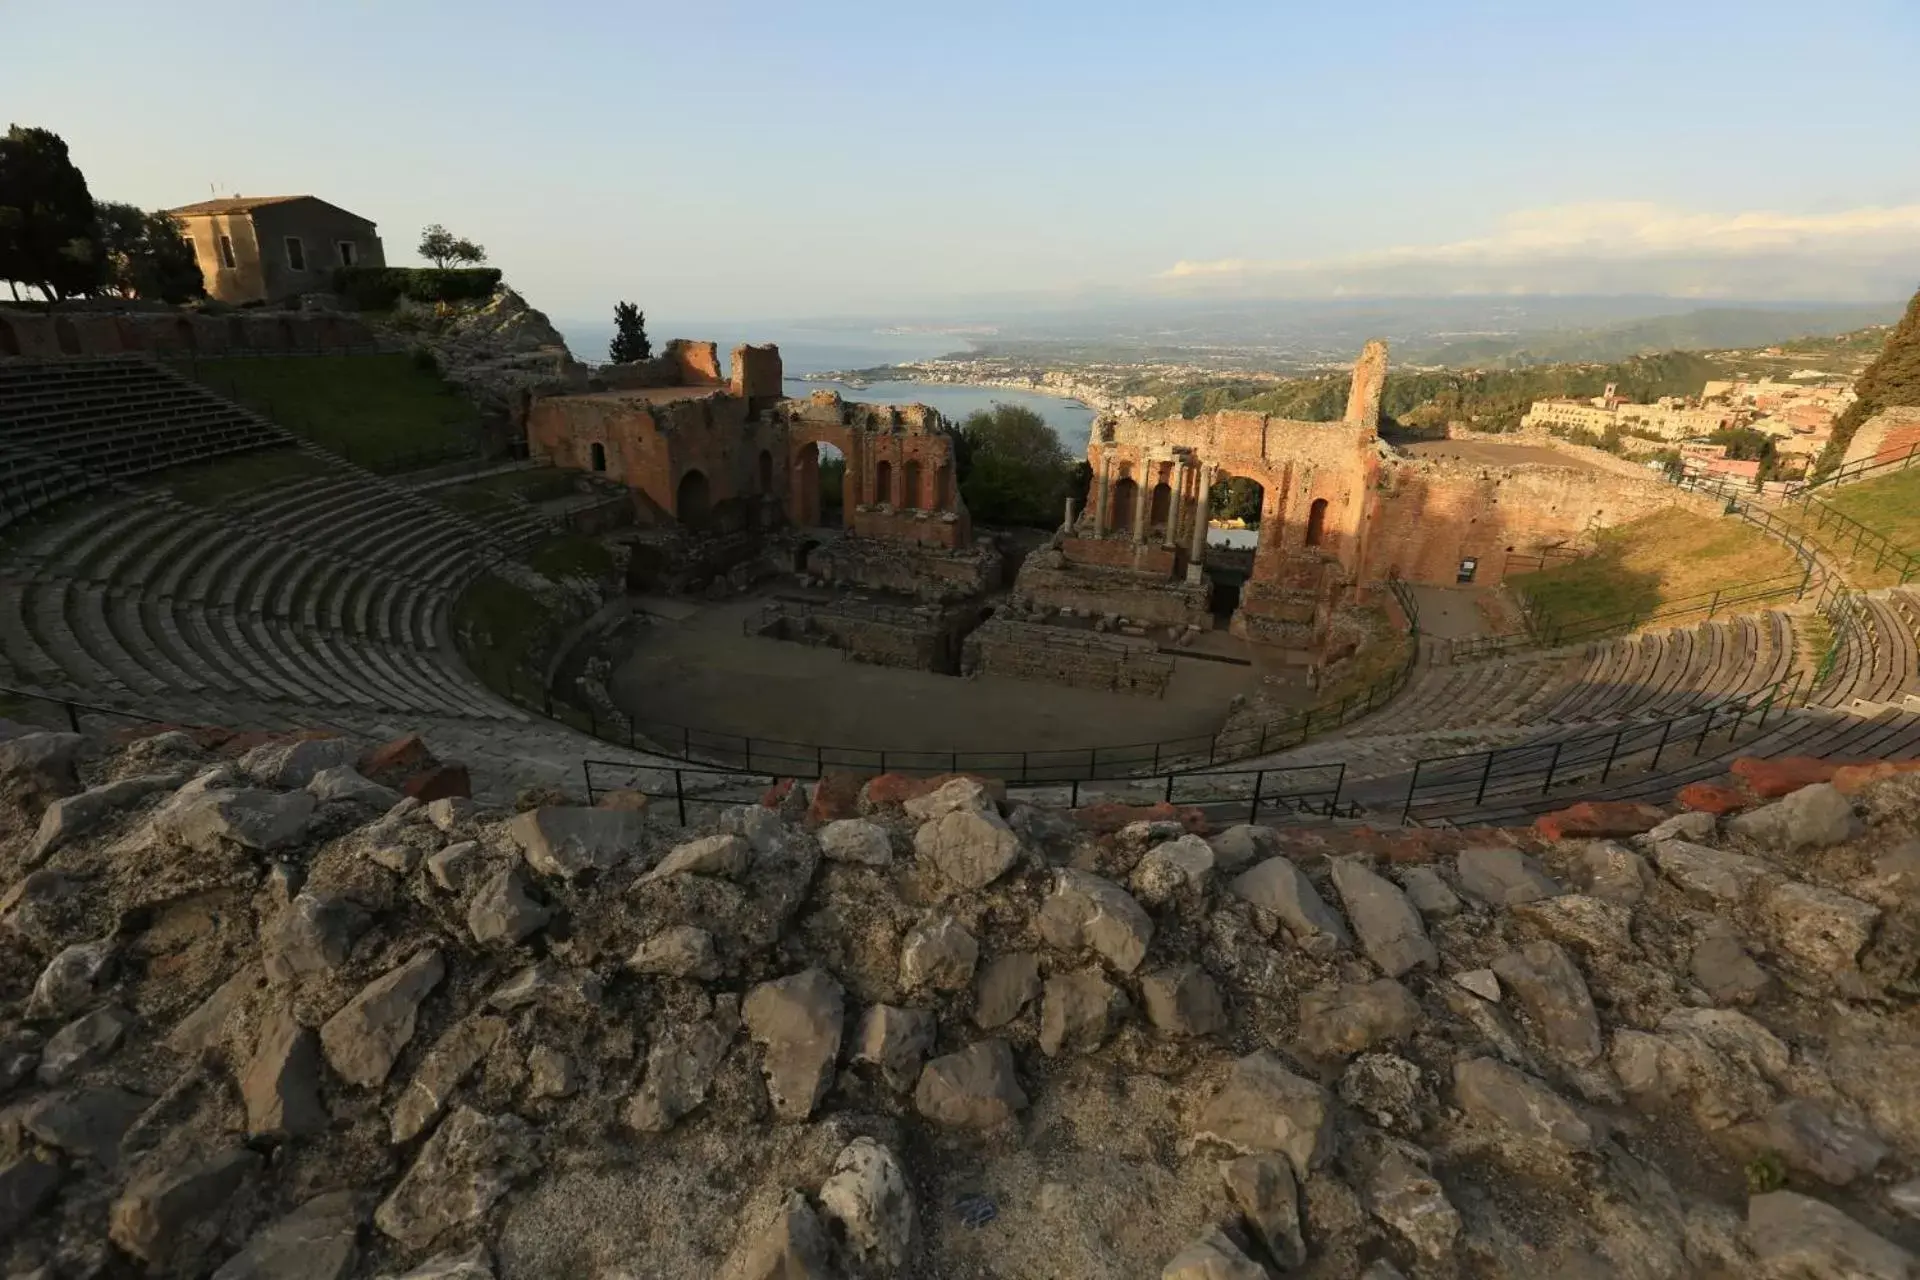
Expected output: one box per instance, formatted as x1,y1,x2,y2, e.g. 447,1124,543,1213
1393,304,1903,368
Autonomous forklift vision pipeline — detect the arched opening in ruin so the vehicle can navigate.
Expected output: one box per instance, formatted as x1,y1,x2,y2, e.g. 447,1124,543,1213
590,442,607,473
757,449,774,494
875,459,893,508
54,318,81,356
1149,480,1172,534
1204,473,1265,628
1305,497,1328,547
0,320,17,358
794,538,820,573
676,468,712,530
934,463,951,511
1110,476,1138,535
901,460,921,510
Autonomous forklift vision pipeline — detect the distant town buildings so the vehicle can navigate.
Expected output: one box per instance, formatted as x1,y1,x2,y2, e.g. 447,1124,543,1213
1520,385,1728,442
1520,375,1856,469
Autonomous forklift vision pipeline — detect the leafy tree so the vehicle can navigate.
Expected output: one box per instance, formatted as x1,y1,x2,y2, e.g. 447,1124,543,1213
416,223,486,269
0,125,102,300
958,403,1071,527
1816,284,1920,475
818,455,846,521
609,300,652,363
95,202,204,302
1207,476,1265,525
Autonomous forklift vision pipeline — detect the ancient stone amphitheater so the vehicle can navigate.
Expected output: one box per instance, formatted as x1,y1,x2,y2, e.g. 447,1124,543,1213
4,352,1920,1278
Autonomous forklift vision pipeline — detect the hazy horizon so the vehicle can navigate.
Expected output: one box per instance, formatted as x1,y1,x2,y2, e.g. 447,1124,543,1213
10,0,1919,324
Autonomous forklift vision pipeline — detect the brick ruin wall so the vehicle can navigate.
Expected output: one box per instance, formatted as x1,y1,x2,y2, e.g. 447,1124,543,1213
751,600,963,672
1841,407,1920,471
1361,456,1725,587
0,308,374,357
961,617,1173,697
1012,556,1211,628
1059,538,1183,576
805,538,1002,604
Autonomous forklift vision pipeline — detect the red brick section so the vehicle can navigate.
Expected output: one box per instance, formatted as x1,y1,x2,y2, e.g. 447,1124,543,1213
403,765,471,802
806,772,869,826
759,779,797,809
1831,759,1920,795
858,773,1009,813
594,789,650,812
361,733,435,785
1676,782,1749,815
1533,801,1667,841
1730,756,1844,798
1069,801,1209,836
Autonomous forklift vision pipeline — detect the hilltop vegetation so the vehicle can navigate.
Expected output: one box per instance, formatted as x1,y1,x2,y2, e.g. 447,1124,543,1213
1397,303,1899,368
1817,285,1920,473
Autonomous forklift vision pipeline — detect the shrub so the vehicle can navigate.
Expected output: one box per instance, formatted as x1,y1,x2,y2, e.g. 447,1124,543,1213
333,266,502,309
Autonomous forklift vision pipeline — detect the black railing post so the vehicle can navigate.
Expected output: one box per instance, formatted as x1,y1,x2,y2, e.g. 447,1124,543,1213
674,770,687,825
1400,762,1421,825
582,761,596,806
1152,743,1161,773
1249,770,1265,823
64,699,79,733
1649,717,1674,770
1164,772,1175,803
1473,752,1495,807
1599,729,1623,782
1070,778,1080,808
1541,741,1564,794
1695,708,1715,754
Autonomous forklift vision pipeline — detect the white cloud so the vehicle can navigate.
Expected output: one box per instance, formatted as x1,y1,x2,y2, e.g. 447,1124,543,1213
1159,202,1920,298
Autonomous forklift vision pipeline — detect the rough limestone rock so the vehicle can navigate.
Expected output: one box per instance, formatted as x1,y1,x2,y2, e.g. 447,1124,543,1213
1573,840,1652,905
320,950,446,1088
375,1107,537,1251
1746,1191,1914,1280
241,737,359,788
28,772,178,863
902,775,998,822
307,764,401,809
374,1247,495,1279
817,1137,915,1270
720,1190,835,1280
817,818,892,865
527,1046,578,1099
1453,1057,1596,1152
1341,1053,1430,1135
427,841,482,892
110,1147,262,1263
1729,782,1861,853
265,893,372,983
467,865,551,946
20,1086,147,1165
1193,1051,1334,1176
27,938,113,1018
1612,1008,1791,1129
1131,834,1216,905
242,1005,327,1138
899,914,979,992
391,1016,507,1144
1455,969,1502,1002
914,1039,1027,1129
1037,869,1154,973
1160,1226,1267,1279
1510,892,1634,955
1363,1141,1461,1260
912,808,1021,892
0,731,84,812
1397,865,1461,918
851,1003,935,1093
628,924,722,980
742,968,844,1121
1761,880,1880,973
627,1001,739,1133
1652,839,1774,903
973,951,1042,1029
1457,846,1561,905
1140,963,1228,1038
39,1004,135,1084
1229,856,1351,952
509,807,644,879
1690,929,1773,1005
1207,823,1278,871
1222,1154,1305,1268
0,1152,62,1238
1492,940,1604,1067
645,832,750,881
1728,1098,1888,1187
1297,978,1421,1058
1040,970,1129,1056
1330,858,1435,977
211,1190,362,1280
158,786,316,853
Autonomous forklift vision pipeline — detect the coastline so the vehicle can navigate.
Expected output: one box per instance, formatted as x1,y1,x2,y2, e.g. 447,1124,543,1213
803,363,1128,416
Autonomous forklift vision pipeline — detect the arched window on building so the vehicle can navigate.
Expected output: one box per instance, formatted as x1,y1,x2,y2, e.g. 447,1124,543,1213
874,459,893,507
1305,497,1328,547
901,460,922,510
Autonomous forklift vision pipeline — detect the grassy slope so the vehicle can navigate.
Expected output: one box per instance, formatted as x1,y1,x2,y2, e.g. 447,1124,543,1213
1510,508,1803,627
187,354,480,472
1779,468,1920,588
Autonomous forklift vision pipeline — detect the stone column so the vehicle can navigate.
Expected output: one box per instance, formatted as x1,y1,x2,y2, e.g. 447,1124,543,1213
1133,466,1151,545
1062,495,1076,532
1187,464,1211,583
1094,459,1112,536
1163,461,1184,550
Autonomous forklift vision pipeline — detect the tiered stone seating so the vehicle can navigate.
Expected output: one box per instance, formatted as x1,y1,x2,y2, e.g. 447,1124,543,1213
0,438,97,533
0,356,291,477
1820,588,1920,710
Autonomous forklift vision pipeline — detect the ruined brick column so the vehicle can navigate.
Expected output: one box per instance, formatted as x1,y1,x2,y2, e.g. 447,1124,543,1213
1094,459,1112,536
1132,467,1151,545
1186,464,1212,584
1062,495,1076,532
1163,460,1185,550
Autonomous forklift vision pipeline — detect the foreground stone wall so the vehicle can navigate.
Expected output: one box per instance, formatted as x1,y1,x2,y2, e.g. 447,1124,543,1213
961,617,1173,696
804,536,1002,604
752,598,969,673
0,308,373,358
1013,551,1212,629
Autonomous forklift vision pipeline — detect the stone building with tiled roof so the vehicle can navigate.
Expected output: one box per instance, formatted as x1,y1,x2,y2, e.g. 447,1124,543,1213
168,195,384,304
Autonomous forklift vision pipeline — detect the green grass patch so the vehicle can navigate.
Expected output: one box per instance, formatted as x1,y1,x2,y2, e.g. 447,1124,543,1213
1511,507,1803,632
143,447,333,506
187,354,481,474
431,467,579,517
527,534,614,581
452,573,545,686
1815,469,1920,587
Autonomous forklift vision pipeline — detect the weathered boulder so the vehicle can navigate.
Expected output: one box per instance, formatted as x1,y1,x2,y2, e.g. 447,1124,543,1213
1746,1191,1914,1280
627,1001,738,1133
110,1147,262,1263
157,786,316,853
1613,1008,1790,1129
307,765,401,809
973,951,1042,1029
1510,893,1634,955
374,1107,538,1251
27,773,178,863
27,938,113,1019
914,1039,1027,1128
1761,880,1879,973
1397,865,1461,919
1297,979,1420,1058
38,1004,135,1084
1140,964,1228,1038
242,1005,327,1138
719,1191,835,1280
527,1046,578,1099
320,950,446,1088
1207,823,1278,872
1652,839,1774,903
1457,846,1561,905
509,807,644,879
912,808,1021,892
1362,1141,1460,1260
426,841,482,892
1330,858,1435,977
1131,835,1216,905
644,832,750,882
1453,1056,1595,1152
391,1016,507,1144
0,1152,61,1238
0,732,84,813
1193,1051,1334,1177
1728,782,1860,853
1492,941,1603,1067
818,818,892,865
241,737,359,788
899,915,979,992
211,1190,362,1280
1572,840,1652,905
628,925,722,981
1229,856,1350,952
265,893,371,983
851,1003,935,1092
742,968,844,1121
20,1086,147,1165
1160,1226,1266,1279
467,866,551,946
1039,970,1128,1056
1222,1153,1305,1268
817,1138,915,1271
1690,929,1773,1005
902,775,1000,821
1037,869,1154,973
1727,1098,1888,1187
1455,969,1501,1002
1340,1052,1430,1135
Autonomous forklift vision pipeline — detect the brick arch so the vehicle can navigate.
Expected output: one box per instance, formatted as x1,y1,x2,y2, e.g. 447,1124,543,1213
787,421,857,526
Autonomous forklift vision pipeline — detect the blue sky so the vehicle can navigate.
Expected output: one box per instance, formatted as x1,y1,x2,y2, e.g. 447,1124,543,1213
10,0,1920,321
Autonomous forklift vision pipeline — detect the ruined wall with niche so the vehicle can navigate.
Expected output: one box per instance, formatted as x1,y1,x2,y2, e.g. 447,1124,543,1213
1360,456,1723,587
0,307,373,357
